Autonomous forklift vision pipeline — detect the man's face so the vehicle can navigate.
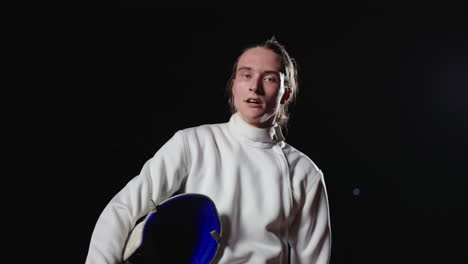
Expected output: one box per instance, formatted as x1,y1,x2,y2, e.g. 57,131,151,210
232,47,291,128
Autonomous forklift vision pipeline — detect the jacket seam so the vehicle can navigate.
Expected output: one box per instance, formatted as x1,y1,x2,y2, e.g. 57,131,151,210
147,158,155,208
179,130,192,176
274,145,294,262
305,170,322,193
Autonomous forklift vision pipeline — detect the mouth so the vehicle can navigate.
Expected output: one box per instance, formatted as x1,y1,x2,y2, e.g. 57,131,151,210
245,98,262,105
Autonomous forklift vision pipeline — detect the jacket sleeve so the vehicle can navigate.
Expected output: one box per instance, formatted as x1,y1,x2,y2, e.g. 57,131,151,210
85,130,190,264
289,171,332,264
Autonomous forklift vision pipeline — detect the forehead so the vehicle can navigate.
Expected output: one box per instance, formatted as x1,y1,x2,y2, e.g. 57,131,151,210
237,47,283,72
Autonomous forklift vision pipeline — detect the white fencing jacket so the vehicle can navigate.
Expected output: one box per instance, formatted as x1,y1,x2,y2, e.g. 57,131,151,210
86,113,331,264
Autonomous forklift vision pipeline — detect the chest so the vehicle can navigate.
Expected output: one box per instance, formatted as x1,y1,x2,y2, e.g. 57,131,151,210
185,144,293,226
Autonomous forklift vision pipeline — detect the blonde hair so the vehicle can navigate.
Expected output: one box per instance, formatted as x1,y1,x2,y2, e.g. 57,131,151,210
225,37,299,129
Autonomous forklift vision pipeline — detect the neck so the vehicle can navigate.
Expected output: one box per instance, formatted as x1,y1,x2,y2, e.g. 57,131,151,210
237,113,277,129
229,113,285,148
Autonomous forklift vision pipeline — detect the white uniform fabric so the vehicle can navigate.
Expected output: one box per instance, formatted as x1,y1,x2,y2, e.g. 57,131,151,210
85,113,331,264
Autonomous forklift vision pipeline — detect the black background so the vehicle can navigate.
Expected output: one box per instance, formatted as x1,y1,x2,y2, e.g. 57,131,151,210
42,2,467,263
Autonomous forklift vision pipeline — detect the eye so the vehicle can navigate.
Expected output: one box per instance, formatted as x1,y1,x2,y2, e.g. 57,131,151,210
264,76,278,82
242,73,252,79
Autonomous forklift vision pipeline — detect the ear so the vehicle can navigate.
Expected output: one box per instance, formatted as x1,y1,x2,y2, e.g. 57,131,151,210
280,89,292,104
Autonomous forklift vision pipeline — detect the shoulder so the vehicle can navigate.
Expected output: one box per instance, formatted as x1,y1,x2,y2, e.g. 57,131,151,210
283,143,321,172
179,120,228,138
174,120,231,148
282,142,324,189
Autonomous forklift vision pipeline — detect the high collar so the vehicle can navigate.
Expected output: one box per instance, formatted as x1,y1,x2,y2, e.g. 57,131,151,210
228,113,285,148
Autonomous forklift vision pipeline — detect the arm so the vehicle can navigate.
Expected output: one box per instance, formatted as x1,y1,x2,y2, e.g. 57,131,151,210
85,130,190,264
289,171,332,263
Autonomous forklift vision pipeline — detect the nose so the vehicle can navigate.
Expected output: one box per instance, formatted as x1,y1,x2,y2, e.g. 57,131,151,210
249,76,264,94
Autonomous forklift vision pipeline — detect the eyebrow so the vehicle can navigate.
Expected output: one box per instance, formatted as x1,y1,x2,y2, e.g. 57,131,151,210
237,66,281,76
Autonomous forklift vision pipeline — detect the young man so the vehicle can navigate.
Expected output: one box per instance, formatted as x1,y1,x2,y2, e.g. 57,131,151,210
86,38,331,263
